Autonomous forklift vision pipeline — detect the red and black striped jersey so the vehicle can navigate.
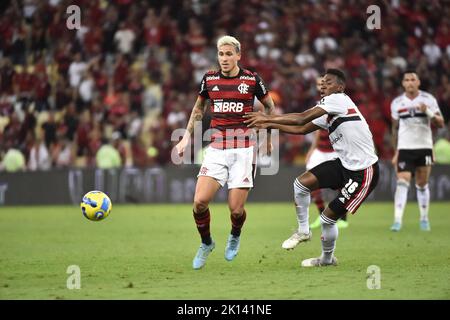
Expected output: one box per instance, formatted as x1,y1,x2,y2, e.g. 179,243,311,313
199,68,268,149
317,129,334,152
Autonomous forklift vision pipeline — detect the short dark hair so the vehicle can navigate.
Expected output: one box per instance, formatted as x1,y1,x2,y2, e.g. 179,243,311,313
325,68,346,84
403,69,419,78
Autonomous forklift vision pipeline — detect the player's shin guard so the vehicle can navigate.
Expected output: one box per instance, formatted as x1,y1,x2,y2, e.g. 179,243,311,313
416,184,430,222
193,208,212,245
294,179,311,234
230,210,246,237
320,213,338,264
394,179,410,224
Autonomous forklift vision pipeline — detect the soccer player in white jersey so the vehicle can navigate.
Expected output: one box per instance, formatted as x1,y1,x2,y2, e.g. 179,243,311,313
390,71,444,232
244,69,379,267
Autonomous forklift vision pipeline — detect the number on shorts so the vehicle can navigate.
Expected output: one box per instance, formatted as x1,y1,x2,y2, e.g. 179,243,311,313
345,179,359,194
425,155,432,166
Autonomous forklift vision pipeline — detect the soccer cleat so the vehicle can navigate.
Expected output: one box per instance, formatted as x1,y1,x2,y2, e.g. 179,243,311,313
420,220,431,231
390,222,402,232
192,241,215,269
337,219,349,229
310,216,321,229
281,230,312,250
301,256,338,267
224,235,240,261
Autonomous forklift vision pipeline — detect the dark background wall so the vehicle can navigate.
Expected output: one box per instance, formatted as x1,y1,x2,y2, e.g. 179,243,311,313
1,162,449,206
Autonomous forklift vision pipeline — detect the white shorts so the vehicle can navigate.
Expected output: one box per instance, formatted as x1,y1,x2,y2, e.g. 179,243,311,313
306,149,338,170
197,146,256,189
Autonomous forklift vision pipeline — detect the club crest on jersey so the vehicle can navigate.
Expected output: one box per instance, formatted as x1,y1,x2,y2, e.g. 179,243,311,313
213,101,244,112
398,162,406,169
409,108,416,116
238,82,249,94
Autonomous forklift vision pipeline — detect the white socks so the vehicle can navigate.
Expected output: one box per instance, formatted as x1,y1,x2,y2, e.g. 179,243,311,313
416,184,430,222
320,213,338,264
394,179,409,224
293,179,310,234
395,179,431,223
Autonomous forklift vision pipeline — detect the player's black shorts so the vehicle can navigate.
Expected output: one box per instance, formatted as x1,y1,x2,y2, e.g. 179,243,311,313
397,149,433,173
309,159,379,215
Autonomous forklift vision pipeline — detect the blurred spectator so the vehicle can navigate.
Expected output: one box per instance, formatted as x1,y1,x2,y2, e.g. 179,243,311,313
114,22,135,55
28,134,51,171
1,147,26,172
68,53,87,88
95,138,122,169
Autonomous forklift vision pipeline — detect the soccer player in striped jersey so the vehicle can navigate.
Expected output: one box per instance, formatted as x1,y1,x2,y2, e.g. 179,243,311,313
390,71,444,232
304,76,348,232
175,35,275,269
245,69,379,267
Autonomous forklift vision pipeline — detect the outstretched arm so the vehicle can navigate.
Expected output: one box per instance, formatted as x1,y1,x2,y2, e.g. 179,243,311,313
244,106,327,127
258,121,321,135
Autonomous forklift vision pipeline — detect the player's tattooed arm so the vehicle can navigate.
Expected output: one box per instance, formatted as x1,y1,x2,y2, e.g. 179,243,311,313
185,97,208,136
260,95,275,115
175,97,207,156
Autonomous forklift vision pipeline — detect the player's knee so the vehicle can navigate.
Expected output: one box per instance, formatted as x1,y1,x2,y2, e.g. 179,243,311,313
415,183,428,191
397,178,410,188
193,199,209,213
293,178,310,195
229,204,244,216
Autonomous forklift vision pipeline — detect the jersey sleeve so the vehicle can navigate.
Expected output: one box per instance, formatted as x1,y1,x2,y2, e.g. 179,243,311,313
390,99,399,120
429,96,442,115
198,74,209,99
311,112,328,129
254,73,269,100
316,94,347,115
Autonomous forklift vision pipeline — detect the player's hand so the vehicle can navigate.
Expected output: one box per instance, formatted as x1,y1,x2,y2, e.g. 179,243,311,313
243,111,268,127
175,138,189,157
418,103,428,113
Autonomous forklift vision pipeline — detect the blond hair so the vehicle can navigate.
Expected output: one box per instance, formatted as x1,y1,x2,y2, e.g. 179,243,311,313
217,35,241,53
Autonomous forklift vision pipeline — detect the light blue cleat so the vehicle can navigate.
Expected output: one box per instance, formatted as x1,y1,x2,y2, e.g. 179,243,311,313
390,222,402,232
224,235,240,261
420,220,431,231
192,241,215,269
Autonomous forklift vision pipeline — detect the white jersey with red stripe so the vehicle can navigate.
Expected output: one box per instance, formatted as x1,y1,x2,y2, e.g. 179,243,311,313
390,90,441,150
312,93,378,171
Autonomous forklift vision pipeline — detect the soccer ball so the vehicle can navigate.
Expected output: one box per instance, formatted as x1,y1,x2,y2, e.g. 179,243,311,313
80,191,112,221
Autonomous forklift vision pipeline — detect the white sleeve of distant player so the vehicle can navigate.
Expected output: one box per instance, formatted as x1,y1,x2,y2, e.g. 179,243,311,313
429,96,442,115
312,113,328,129
317,94,347,115
390,100,399,120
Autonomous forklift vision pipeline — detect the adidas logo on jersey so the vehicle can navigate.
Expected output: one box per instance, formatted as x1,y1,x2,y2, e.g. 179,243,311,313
339,197,345,203
212,85,219,91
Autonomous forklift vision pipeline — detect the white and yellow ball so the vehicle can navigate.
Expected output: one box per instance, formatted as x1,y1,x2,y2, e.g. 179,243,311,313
80,191,112,221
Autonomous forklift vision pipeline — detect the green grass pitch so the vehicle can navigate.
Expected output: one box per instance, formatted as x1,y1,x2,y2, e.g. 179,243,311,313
0,202,449,299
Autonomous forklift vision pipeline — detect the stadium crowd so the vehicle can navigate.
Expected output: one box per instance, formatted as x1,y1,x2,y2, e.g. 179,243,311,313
1,0,449,171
